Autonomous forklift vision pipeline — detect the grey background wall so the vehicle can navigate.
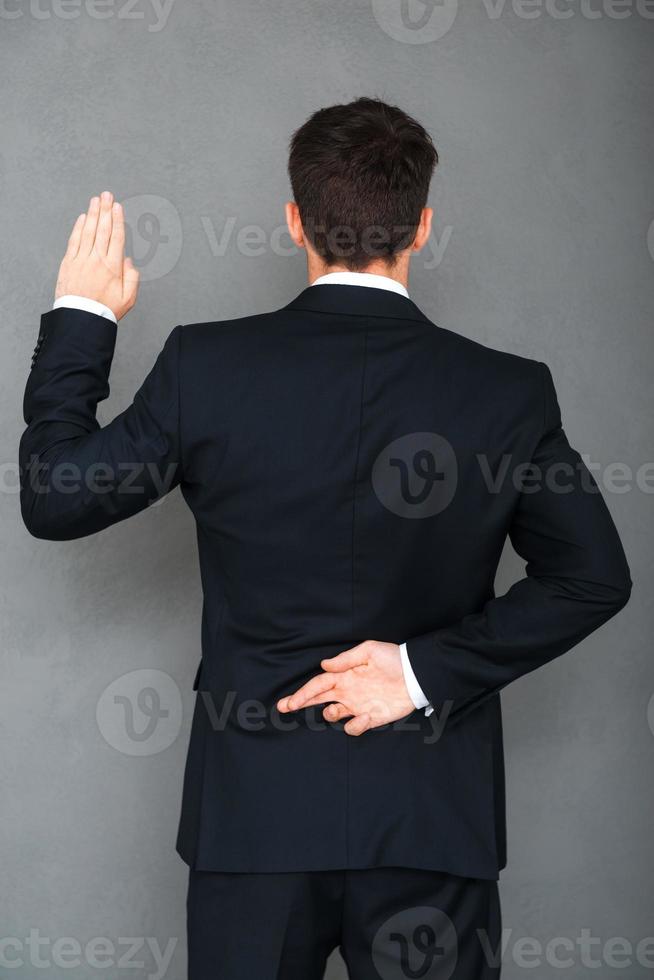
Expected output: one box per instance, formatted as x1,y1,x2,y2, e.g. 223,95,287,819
1,1,653,977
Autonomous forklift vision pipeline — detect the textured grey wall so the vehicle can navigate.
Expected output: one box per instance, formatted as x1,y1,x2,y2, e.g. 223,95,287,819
1,2,653,978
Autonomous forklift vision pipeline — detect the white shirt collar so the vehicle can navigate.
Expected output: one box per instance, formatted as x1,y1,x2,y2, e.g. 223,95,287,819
311,271,409,298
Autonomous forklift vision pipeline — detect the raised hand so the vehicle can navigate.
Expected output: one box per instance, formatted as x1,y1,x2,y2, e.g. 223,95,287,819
277,640,415,736
55,191,139,321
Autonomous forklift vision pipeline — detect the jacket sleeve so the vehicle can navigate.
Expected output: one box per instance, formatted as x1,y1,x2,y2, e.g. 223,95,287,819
19,307,183,541
406,362,632,713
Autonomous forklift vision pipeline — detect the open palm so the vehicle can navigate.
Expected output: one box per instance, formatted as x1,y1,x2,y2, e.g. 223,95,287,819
55,191,139,321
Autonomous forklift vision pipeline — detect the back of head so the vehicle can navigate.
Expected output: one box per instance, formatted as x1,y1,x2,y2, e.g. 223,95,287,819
288,97,438,272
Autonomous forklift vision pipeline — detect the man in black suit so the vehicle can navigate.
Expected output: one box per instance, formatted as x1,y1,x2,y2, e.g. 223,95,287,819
20,98,631,979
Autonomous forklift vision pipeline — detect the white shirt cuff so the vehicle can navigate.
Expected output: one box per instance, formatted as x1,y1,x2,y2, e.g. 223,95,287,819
400,642,433,716
53,295,117,325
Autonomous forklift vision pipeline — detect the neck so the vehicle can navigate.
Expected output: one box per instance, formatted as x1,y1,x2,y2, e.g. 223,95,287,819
307,257,410,291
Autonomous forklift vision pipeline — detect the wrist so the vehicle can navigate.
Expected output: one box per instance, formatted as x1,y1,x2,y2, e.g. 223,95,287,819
399,642,432,713
52,294,118,325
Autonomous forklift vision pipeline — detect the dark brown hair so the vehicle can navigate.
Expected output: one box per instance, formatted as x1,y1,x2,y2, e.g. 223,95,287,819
288,97,438,271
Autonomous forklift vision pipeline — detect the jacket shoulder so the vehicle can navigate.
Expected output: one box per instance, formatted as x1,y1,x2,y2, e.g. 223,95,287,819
431,321,543,377
426,321,548,425
179,309,280,344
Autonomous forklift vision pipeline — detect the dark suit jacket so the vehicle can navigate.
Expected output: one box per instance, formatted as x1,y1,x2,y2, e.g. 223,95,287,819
20,285,631,879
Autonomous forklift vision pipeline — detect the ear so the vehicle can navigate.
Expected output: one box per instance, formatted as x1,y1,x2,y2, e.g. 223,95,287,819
285,202,306,250
412,207,433,253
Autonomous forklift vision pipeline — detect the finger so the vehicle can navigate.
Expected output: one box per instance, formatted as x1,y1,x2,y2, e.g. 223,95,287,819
79,196,101,254
323,703,352,723
277,673,336,713
278,674,334,711
297,692,340,709
94,191,114,255
321,645,369,673
122,257,140,312
344,713,371,737
65,213,86,259
107,201,125,271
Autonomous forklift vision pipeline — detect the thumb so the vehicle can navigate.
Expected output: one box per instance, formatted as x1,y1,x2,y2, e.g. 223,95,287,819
344,713,371,737
122,256,140,307
322,644,369,672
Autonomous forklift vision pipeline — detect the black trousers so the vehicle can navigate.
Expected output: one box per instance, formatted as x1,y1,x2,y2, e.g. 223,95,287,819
187,866,502,979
